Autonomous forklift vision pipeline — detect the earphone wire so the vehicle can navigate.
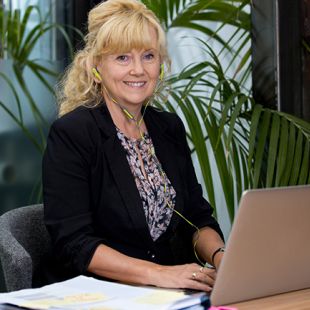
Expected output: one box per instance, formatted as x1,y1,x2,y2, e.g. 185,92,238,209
100,77,207,267
102,81,158,141
152,152,205,267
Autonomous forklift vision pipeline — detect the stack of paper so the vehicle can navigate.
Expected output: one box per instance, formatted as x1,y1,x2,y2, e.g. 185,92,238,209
0,276,209,309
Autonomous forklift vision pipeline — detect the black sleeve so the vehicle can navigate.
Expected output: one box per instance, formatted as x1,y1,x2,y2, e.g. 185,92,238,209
174,114,224,240
42,116,104,274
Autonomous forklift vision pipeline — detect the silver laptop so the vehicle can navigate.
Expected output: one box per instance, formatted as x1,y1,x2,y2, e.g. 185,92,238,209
211,185,310,306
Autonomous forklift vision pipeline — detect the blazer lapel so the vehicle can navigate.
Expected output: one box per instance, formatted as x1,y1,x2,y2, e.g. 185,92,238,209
91,105,154,245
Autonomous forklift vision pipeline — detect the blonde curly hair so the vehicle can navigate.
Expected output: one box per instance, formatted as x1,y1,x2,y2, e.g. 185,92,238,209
57,0,170,117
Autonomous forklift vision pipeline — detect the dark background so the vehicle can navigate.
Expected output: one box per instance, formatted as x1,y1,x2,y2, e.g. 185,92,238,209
251,0,310,121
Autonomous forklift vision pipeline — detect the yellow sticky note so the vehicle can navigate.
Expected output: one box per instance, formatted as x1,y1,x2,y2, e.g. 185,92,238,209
21,293,107,309
64,293,107,302
135,291,185,305
21,299,64,309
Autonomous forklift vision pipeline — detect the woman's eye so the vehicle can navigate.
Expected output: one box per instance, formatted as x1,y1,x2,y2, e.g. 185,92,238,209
143,53,154,61
116,55,129,62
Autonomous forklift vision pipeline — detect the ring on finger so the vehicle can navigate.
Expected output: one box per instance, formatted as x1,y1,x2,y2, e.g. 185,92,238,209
192,272,197,279
199,266,204,273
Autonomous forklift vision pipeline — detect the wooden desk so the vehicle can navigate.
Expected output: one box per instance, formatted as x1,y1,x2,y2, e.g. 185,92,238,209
227,288,310,309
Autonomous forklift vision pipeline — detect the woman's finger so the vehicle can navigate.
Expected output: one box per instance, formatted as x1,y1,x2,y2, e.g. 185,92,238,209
192,272,215,286
187,278,212,292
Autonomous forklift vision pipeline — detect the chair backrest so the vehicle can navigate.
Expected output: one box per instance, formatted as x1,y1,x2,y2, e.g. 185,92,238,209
0,204,51,292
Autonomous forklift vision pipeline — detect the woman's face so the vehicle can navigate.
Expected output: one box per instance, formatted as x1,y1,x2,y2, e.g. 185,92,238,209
98,26,161,109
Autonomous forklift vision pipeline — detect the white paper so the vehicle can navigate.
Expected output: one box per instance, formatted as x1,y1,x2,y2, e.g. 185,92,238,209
0,276,208,310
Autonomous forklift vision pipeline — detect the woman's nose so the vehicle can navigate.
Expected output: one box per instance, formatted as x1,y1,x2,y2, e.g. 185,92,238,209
130,59,144,75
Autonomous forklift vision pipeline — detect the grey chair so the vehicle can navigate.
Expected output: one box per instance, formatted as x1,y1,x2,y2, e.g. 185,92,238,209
0,204,51,291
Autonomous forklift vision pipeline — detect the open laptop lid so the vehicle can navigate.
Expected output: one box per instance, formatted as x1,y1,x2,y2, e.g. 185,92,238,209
211,185,310,306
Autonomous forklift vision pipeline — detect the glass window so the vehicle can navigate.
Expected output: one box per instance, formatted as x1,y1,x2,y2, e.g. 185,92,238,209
3,0,56,60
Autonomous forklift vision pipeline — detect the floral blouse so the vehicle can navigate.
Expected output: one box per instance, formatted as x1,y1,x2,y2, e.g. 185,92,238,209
116,128,176,241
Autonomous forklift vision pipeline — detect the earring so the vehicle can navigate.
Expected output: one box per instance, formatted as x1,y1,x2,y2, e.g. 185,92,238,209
92,68,102,82
160,63,164,81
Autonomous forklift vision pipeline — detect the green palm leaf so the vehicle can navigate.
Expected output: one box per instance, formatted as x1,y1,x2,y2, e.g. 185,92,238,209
0,4,78,154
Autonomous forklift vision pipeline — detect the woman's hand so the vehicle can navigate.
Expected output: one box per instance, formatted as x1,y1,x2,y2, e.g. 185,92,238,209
150,263,217,292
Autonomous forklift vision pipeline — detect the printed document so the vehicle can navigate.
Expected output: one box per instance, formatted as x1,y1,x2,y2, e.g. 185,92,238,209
0,276,208,309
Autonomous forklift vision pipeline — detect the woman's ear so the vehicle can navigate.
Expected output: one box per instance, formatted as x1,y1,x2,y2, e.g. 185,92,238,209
92,67,102,82
86,56,102,83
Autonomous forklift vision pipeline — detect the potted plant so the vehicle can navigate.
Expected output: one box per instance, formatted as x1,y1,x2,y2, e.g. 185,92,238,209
143,0,310,223
0,4,79,153
0,4,81,206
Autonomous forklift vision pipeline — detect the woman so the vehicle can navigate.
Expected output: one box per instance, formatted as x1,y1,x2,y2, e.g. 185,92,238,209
42,0,225,292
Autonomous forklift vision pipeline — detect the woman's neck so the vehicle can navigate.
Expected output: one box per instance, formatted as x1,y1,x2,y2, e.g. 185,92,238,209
104,96,146,139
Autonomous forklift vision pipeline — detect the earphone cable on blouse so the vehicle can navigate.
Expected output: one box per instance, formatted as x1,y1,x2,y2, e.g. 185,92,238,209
102,82,207,267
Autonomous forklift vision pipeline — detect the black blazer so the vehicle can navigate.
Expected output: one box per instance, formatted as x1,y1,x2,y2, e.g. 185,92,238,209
42,104,223,282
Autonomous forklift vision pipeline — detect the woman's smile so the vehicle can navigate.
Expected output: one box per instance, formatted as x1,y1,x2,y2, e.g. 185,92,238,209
123,81,147,88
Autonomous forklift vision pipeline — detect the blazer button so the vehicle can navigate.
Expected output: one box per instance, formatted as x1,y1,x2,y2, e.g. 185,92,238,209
151,254,155,259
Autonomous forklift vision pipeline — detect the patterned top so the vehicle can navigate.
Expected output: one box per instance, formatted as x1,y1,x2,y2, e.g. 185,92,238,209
116,128,176,241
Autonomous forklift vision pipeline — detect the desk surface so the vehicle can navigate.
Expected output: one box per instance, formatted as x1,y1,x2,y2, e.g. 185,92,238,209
227,288,310,309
